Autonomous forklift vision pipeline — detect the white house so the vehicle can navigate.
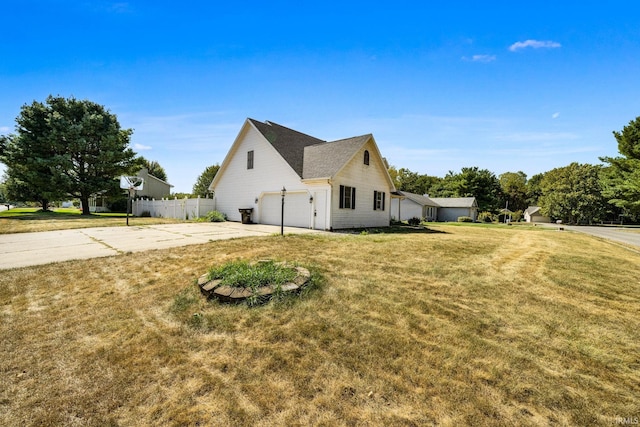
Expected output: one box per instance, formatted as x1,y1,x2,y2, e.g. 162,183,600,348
524,206,550,223
209,119,396,230
391,191,440,221
390,191,478,222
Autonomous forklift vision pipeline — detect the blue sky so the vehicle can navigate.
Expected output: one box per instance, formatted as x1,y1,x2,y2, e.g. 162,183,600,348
2,1,640,193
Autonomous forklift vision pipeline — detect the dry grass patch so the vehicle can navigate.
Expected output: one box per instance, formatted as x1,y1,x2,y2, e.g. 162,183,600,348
1,225,639,426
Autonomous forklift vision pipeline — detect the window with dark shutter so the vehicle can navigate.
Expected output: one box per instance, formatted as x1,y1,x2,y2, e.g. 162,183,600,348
340,185,356,209
247,150,254,169
374,190,385,211
364,150,370,165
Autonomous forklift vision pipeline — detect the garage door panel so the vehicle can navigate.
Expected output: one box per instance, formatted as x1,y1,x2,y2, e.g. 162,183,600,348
261,193,310,228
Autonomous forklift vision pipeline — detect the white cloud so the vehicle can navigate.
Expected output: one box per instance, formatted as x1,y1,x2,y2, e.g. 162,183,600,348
0,126,10,133
462,54,496,63
133,143,152,151
509,39,561,52
552,112,560,119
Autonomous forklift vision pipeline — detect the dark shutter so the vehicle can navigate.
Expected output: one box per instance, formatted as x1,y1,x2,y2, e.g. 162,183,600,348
351,188,356,209
373,191,378,210
339,185,344,209
382,192,386,211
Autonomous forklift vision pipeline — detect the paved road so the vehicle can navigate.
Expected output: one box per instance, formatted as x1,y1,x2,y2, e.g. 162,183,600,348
560,225,640,249
0,222,325,270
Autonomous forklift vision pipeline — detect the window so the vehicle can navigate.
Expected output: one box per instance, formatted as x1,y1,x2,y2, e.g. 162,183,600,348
247,150,254,169
339,185,356,209
364,150,370,165
373,190,386,211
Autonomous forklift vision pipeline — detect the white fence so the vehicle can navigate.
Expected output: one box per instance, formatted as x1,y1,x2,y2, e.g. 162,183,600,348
132,196,216,220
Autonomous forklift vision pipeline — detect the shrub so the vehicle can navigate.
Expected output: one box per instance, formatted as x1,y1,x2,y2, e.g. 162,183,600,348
457,216,473,223
407,217,422,226
478,211,494,223
205,210,227,222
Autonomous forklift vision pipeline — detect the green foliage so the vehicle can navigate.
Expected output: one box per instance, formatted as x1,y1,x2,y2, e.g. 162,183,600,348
441,167,502,211
600,117,640,215
499,171,528,212
407,217,422,226
207,260,297,289
0,96,137,214
137,157,168,182
204,210,227,222
192,164,220,197
478,211,495,223
457,216,473,222
538,162,607,224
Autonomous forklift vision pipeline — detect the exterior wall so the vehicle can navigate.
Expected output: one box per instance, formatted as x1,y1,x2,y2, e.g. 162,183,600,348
390,198,423,221
330,140,391,229
438,207,476,222
212,124,309,223
527,213,550,223
136,169,172,199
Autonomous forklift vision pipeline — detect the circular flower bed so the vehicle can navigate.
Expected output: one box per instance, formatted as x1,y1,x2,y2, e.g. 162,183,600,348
198,260,311,306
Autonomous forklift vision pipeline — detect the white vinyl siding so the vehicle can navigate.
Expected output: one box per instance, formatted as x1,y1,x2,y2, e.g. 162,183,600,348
331,140,391,229
212,125,303,222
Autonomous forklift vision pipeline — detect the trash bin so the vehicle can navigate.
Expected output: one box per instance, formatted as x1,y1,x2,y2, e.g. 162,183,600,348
239,208,253,224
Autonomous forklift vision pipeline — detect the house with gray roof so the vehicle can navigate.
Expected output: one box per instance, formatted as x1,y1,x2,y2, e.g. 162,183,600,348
391,191,478,222
524,206,550,223
209,119,396,230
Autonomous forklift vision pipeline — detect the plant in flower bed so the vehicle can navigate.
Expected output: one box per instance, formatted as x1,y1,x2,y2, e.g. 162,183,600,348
201,260,304,306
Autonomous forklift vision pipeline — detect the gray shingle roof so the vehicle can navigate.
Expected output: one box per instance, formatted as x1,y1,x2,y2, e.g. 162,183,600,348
249,119,325,177
249,119,373,180
302,135,371,179
397,191,440,207
430,197,477,208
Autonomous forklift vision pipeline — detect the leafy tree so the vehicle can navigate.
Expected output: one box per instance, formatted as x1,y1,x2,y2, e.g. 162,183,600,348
600,117,640,215
388,166,442,196
525,173,545,207
1,126,67,211
137,156,168,182
538,162,607,224
440,167,501,211
499,171,528,211
192,164,220,197
0,96,137,214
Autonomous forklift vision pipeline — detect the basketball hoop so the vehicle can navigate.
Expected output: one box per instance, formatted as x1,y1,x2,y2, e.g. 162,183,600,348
120,176,144,226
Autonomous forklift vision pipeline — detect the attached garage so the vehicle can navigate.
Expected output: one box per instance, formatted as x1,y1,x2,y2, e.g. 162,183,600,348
259,191,312,228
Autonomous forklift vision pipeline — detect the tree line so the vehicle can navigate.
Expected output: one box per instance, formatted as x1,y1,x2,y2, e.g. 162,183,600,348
389,117,640,224
1,96,638,223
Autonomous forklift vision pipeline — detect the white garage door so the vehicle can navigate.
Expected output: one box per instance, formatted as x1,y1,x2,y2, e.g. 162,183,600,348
260,192,311,228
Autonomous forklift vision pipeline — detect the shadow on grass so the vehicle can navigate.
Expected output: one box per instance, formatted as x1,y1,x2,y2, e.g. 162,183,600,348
336,224,447,235
0,209,127,221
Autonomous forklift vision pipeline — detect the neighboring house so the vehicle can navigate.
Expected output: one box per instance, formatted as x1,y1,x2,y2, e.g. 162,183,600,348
431,197,478,222
390,191,478,222
209,118,396,230
390,191,439,221
524,206,550,223
89,168,173,212
135,167,173,200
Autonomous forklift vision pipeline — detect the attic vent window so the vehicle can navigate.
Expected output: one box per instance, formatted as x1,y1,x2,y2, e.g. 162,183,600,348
364,150,370,165
247,150,254,169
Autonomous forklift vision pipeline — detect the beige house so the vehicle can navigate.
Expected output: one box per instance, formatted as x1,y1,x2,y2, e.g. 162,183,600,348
135,167,173,200
209,119,396,230
524,206,550,223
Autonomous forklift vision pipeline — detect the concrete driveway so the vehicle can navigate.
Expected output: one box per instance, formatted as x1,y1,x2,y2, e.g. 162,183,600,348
0,222,325,270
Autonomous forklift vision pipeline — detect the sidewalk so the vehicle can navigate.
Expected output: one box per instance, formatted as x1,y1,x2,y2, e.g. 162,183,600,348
0,222,324,270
